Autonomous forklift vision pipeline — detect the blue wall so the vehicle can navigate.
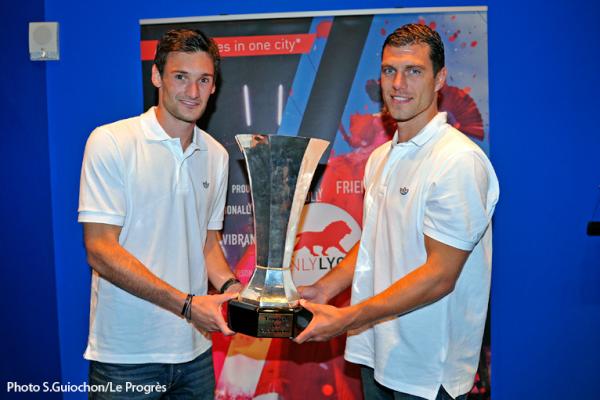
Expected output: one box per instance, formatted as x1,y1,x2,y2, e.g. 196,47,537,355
3,0,599,398
0,0,62,395
488,1,600,396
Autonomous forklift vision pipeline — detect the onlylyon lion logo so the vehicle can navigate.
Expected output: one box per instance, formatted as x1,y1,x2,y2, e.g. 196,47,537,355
291,203,360,286
293,220,352,257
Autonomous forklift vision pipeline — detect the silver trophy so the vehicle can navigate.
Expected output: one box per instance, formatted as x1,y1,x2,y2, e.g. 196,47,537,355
227,134,329,338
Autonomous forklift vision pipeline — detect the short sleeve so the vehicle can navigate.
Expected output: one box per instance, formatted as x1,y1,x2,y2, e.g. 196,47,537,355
78,127,126,226
423,151,499,251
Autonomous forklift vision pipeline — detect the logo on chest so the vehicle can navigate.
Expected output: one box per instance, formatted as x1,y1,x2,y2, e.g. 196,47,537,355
203,181,210,189
399,187,409,195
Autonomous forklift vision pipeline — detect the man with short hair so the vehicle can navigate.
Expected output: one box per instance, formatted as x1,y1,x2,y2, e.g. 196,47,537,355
295,23,499,400
79,29,241,399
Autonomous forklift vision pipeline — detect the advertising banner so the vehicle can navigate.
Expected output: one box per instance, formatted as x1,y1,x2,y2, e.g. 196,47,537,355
141,7,489,399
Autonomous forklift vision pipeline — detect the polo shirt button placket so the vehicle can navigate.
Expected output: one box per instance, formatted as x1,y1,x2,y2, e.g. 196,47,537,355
168,140,189,192
178,146,199,192
178,161,191,192
385,143,416,192
380,146,405,196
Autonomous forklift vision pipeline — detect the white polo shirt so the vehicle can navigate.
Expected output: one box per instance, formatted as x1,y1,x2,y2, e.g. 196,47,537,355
345,112,499,400
78,107,228,364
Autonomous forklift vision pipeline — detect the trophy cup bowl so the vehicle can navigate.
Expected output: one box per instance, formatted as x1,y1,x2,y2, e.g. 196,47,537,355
227,134,329,338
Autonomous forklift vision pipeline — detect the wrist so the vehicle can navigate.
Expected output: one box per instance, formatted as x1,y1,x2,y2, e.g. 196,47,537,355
315,279,338,302
219,277,241,294
344,304,362,331
181,293,195,321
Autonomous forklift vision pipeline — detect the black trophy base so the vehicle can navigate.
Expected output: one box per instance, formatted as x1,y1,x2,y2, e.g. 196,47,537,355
227,299,312,338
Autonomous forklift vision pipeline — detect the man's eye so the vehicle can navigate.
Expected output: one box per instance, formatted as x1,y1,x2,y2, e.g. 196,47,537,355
175,74,186,80
382,67,395,75
200,77,212,84
408,68,422,75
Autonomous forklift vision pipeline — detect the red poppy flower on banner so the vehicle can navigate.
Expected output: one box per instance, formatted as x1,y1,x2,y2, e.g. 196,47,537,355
438,84,485,140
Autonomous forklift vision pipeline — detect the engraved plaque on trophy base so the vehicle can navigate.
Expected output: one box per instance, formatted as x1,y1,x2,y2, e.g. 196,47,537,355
228,299,312,338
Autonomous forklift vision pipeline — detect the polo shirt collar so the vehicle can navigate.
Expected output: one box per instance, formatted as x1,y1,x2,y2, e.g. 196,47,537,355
141,106,208,151
391,112,447,148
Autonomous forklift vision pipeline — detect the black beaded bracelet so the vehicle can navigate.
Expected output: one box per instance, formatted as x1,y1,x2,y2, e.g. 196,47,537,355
219,278,241,294
185,295,194,322
181,293,195,321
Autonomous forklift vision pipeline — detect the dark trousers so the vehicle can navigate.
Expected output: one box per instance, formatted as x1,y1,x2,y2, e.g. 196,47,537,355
88,349,215,399
361,366,468,400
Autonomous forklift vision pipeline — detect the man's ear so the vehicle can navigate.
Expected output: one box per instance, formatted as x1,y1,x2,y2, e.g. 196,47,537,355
151,65,162,89
434,66,447,92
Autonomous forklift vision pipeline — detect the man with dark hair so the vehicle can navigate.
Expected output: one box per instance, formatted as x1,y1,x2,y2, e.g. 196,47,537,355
295,23,499,400
78,29,241,398
154,29,221,77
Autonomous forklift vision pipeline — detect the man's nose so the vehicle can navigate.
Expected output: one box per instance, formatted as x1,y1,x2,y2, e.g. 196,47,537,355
185,82,200,98
392,73,406,90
